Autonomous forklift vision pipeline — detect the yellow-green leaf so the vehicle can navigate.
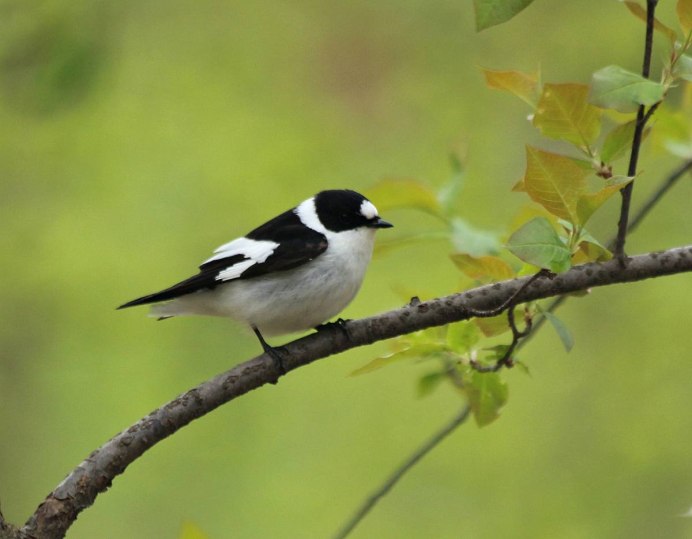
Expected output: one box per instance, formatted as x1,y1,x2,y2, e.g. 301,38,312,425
447,321,481,354
351,330,445,376
678,0,692,32
483,68,540,106
601,120,636,163
533,83,602,148
572,238,613,264
365,179,442,216
625,1,678,45
451,253,515,281
576,175,633,226
523,146,588,224
466,371,508,427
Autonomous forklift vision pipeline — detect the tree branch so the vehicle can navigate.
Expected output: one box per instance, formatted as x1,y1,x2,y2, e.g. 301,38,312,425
0,510,20,539
5,245,687,538
614,0,659,260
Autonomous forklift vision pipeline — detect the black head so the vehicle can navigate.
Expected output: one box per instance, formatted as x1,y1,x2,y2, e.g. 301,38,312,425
313,189,393,233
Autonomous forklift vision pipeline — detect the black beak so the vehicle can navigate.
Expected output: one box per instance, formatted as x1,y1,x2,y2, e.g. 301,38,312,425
369,217,393,229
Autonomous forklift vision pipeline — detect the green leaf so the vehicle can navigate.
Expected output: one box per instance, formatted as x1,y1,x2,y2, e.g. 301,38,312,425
466,371,509,427
418,371,447,398
576,175,633,226
473,0,535,31
483,68,540,106
447,321,481,354
365,179,443,217
601,120,636,163
538,308,574,352
674,54,692,82
350,355,408,376
678,0,692,33
351,330,445,375
624,1,677,45
450,253,515,281
523,146,588,224
533,83,602,147
450,217,503,256
590,65,665,113
507,217,572,273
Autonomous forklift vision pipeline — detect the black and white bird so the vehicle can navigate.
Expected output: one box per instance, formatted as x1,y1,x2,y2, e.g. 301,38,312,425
118,189,392,369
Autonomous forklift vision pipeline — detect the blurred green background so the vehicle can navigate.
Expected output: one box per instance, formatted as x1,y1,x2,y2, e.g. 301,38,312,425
1,1,691,538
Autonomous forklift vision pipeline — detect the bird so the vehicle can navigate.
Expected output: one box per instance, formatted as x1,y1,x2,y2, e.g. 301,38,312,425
118,189,393,372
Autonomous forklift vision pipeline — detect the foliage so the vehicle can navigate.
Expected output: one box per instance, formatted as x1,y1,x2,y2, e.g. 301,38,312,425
356,0,692,428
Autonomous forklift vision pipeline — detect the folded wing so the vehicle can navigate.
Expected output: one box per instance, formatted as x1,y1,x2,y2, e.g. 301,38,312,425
118,225,327,309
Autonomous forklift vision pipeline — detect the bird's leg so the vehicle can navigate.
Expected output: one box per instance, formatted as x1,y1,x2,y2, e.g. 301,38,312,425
315,318,353,341
252,326,286,377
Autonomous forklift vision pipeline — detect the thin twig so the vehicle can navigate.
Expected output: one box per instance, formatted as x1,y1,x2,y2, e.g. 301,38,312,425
614,0,659,261
471,305,533,372
463,269,551,318
332,406,472,539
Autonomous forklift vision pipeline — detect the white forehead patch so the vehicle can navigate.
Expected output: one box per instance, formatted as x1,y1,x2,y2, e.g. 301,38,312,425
360,200,378,220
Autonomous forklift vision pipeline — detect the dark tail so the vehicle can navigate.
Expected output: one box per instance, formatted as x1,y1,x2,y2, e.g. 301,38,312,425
117,271,217,310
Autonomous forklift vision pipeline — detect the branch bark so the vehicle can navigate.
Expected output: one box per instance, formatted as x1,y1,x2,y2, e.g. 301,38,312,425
9,244,692,539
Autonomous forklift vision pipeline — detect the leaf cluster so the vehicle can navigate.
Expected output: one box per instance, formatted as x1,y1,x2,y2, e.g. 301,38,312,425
356,0,692,427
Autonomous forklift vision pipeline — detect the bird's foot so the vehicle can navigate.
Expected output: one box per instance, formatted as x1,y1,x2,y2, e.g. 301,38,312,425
252,326,287,380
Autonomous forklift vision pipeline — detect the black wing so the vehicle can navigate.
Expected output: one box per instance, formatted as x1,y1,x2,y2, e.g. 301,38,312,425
118,211,327,309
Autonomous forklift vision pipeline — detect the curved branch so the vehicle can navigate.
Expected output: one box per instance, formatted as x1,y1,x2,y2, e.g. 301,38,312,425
15,245,692,539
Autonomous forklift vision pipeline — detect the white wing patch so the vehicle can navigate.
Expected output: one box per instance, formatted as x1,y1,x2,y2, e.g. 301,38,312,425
202,237,279,282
